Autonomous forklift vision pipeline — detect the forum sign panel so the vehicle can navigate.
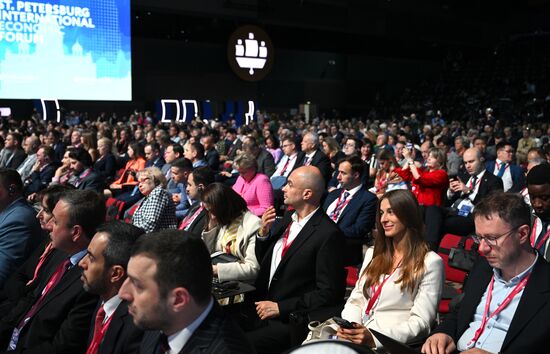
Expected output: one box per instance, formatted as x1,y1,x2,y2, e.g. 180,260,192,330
0,0,131,101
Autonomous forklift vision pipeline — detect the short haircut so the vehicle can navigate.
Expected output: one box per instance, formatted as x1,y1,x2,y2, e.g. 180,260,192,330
145,142,160,153
8,132,23,146
131,230,212,304
527,164,550,186
201,182,247,226
97,221,144,269
39,145,55,161
437,135,451,147
59,189,105,238
473,192,530,229
341,155,365,178
139,167,166,188
190,167,215,187
0,168,23,193
171,158,193,171
234,153,258,171
69,147,93,168
170,143,184,156
496,141,512,152
304,132,319,147
190,142,205,159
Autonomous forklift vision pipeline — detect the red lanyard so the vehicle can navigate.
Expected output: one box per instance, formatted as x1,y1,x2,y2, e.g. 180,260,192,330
530,219,550,250
467,273,531,347
281,222,294,258
469,176,481,190
86,313,114,354
330,190,352,221
365,267,399,317
179,205,204,230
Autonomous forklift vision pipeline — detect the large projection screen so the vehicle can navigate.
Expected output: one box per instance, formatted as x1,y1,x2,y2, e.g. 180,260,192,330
0,0,131,101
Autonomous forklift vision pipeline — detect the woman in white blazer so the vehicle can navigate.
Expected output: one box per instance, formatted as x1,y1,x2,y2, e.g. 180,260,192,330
338,189,444,349
201,182,261,283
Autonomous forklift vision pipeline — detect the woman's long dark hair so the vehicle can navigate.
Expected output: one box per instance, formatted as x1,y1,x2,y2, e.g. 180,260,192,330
201,183,248,226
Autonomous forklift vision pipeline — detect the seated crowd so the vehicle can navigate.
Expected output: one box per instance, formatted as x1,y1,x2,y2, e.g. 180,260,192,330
0,110,548,354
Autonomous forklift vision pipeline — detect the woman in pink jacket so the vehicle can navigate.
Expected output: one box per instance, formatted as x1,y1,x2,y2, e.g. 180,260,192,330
232,153,274,216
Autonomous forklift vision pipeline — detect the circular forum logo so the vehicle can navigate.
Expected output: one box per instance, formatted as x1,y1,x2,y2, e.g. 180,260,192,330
227,25,274,82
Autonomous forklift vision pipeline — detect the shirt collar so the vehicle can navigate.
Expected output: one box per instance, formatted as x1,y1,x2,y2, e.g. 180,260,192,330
166,298,214,353
291,207,319,226
343,183,363,196
102,295,123,320
472,170,485,180
305,151,317,159
69,249,88,267
493,253,538,286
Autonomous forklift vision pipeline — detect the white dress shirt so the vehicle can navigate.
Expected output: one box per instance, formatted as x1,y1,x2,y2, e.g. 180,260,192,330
272,153,298,177
493,159,512,192
303,151,317,165
165,298,214,354
268,208,319,287
102,295,123,323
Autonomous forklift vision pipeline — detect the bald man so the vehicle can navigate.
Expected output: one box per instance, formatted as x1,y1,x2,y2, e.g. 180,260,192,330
244,166,346,354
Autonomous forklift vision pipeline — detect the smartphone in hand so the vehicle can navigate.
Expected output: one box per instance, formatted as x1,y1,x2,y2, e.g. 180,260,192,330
333,317,355,329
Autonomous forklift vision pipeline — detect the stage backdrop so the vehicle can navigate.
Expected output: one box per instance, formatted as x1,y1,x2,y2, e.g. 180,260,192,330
0,0,131,100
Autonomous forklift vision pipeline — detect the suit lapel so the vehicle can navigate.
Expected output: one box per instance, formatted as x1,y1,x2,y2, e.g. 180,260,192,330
180,305,219,354
34,264,82,312
99,302,128,354
338,190,363,222
271,209,322,279
501,258,550,350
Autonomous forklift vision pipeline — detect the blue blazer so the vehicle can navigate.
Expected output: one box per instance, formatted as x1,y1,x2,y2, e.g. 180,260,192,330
485,161,526,193
0,197,42,287
322,186,377,239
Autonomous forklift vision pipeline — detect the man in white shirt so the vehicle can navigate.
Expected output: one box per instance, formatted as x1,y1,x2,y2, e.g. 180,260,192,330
79,221,144,354
246,166,346,354
485,142,525,193
422,192,550,354
17,136,39,182
119,230,254,354
270,137,299,190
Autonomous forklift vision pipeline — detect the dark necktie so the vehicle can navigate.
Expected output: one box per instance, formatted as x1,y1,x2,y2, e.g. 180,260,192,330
330,191,350,221
156,333,170,354
538,221,549,257
497,162,507,178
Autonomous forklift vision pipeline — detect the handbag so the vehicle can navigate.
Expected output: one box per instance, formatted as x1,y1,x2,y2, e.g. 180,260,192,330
448,236,479,272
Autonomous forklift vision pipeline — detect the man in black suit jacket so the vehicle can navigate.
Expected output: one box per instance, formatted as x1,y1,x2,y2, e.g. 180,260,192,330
323,156,377,265
119,230,254,354
24,145,56,196
243,137,276,177
201,136,220,171
423,192,550,354
246,166,346,354
424,148,503,250
179,167,215,237
0,189,105,353
296,132,332,185
79,221,144,354
68,148,104,192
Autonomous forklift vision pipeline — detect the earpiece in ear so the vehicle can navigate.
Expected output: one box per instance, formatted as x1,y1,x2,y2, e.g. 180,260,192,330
198,185,204,192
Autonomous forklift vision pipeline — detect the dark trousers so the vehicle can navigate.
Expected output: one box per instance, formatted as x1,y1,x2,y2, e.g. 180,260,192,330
424,205,475,251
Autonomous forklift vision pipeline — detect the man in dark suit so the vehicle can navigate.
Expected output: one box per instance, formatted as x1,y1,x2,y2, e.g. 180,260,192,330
526,164,550,260
243,137,276,177
0,189,105,353
201,135,220,171
144,143,165,169
179,167,215,237
45,130,66,166
68,148,104,192
485,141,525,193
323,156,377,265
246,166,346,354
79,221,144,354
424,148,503,250
118,230,255,354
296,132,332,185
0,133,27,170
162,143,184,192
422,192,550,354
24,145,56,196
0,169,42,287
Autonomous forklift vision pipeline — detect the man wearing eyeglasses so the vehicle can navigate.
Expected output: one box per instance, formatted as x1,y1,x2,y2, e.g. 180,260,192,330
486,142,525,193
422,192,550,354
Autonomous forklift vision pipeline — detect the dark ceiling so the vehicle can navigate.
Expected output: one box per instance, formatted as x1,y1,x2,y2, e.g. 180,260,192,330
131,0,550,60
